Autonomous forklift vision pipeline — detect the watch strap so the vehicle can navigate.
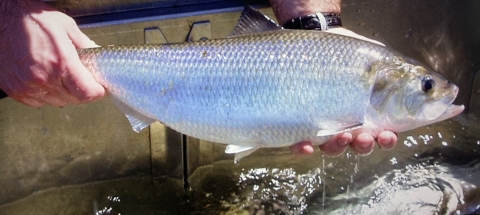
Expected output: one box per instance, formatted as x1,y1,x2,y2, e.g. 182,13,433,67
282,13,342,31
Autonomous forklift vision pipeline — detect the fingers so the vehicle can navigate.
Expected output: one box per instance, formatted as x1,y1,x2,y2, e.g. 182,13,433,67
15,95,44,108
319,133,352,157
290,133,352,156
377,131,398,150
289,141,315,155
40,91,70,107
290,133,353,157
66,21,99,49
60,55,105,103
59,18,105,103
5,82,71,108
5,87,65,108
350,133,375,156
291,131,398,156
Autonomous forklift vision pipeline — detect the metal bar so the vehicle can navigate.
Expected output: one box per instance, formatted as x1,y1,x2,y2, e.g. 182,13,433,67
77,3,270,28
469,70,480,119
0,90,7,99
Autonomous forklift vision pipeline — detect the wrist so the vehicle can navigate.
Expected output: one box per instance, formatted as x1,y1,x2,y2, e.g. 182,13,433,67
269,0,341,25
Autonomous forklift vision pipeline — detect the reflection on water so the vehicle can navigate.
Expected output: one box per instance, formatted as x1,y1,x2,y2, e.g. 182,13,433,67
0,116,479,215
182,116,480,215
238,167,322,214
317,159,479,215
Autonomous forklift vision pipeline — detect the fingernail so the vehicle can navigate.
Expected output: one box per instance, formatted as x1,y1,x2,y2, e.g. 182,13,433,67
338,139,349,147
358,142,372,149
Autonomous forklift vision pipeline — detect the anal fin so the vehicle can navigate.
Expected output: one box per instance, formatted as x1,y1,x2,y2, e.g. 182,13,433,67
317,123,363,137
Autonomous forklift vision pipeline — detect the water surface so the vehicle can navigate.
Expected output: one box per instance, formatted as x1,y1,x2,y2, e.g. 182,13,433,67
0,116,478,215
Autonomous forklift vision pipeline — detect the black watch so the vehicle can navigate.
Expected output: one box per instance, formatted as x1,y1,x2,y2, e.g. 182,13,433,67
282,13,342,31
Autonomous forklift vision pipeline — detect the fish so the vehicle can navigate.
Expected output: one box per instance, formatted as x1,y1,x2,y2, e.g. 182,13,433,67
78,6,464,162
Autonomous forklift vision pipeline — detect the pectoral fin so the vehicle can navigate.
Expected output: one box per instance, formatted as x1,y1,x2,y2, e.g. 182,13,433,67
111,97,156,132
317,123,363,137
225,145,259,163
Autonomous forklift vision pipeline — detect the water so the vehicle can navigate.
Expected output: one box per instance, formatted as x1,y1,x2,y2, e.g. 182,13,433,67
183,116,480,215
0,116,478,215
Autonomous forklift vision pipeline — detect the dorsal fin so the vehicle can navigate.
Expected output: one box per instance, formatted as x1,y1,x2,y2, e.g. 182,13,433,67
228,5,283,37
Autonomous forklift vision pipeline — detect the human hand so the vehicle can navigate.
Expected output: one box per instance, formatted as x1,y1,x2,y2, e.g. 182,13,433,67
290,131,398,157
0,0,104,107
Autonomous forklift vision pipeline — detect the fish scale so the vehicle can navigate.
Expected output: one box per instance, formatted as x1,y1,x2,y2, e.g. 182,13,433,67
80,30,388,147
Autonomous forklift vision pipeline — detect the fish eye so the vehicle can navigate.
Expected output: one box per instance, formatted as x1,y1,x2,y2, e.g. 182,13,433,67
421,76,435,92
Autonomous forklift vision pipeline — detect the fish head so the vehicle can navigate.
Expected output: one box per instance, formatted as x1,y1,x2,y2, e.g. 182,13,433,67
369,58,464,132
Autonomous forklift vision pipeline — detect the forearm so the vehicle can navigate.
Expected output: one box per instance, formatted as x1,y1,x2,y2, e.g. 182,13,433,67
269,0,341,25
0,1,20,34
0,0,28,16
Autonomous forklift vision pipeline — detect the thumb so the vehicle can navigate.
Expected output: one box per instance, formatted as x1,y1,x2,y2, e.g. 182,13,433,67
326,28,385,46
61,21,105,102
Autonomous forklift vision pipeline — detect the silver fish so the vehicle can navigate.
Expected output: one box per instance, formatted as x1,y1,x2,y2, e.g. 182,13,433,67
79,6,464,161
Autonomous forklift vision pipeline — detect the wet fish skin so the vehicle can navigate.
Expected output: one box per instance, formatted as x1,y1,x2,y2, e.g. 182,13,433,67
78,7,463,161
80,30,390,146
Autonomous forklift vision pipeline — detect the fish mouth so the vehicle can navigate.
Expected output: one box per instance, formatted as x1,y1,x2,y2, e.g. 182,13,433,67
434,104,464,123
435,85,464,122
416,84,464,124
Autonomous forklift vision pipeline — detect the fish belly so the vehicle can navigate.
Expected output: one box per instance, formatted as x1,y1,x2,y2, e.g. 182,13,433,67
79,31,387,147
